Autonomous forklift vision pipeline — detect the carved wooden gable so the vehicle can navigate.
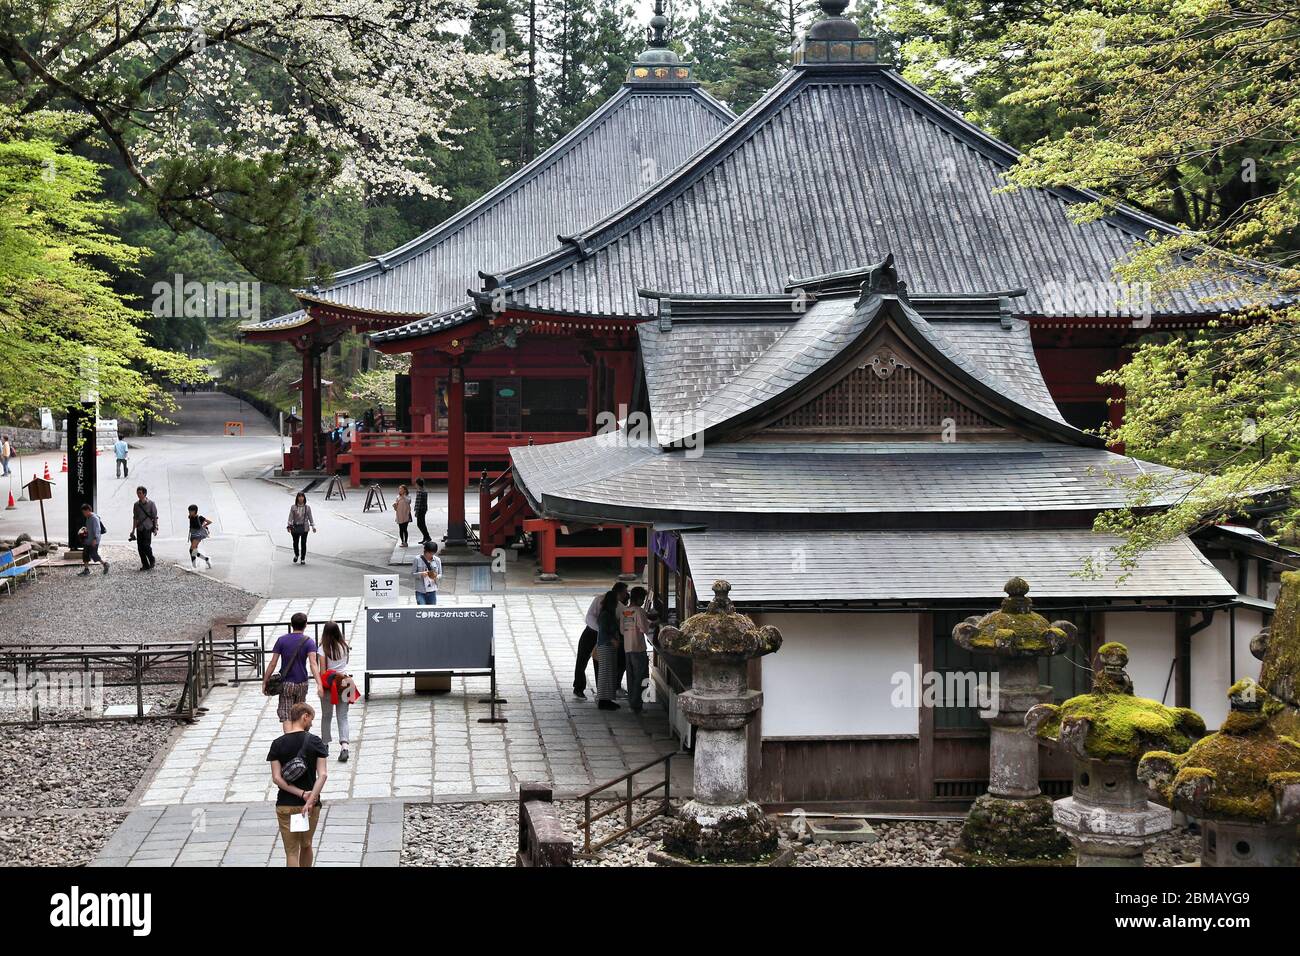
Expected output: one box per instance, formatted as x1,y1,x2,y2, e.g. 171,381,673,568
763,336,1005,436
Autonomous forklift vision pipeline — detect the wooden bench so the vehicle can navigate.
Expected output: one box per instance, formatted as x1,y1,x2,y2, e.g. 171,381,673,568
0,543,44,594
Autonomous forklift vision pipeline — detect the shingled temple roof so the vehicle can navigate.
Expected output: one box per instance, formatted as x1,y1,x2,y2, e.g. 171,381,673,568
242,60,733,333
679,530,1236,604
510,434,1191,528
440,59,1262,327
637,268,1081,447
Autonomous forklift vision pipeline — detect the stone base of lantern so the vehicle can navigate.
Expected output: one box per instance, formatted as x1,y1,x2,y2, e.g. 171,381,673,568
1201,820,1300,867
1053,796,1171,866
659,799,781,864
949,793,1071,864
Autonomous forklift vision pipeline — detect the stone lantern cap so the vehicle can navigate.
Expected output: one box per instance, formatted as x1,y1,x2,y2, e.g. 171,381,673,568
1026,642,1205,761
1138,678,1300,823
952,577,1077,658
1251,569,1300,728
658,580,782,662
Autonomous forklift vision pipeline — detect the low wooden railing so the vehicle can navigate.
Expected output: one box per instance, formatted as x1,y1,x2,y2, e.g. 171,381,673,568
578,753,673,856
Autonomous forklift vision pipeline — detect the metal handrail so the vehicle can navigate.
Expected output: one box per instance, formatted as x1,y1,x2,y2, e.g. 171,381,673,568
577,753,673,856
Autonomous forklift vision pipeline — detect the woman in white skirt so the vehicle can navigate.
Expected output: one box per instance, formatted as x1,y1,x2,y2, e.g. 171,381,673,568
594,589,622,710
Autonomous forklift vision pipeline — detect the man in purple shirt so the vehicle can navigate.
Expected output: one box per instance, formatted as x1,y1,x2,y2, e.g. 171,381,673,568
262,612,320,733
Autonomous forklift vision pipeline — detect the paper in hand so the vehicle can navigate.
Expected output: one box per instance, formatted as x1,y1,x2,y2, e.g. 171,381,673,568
289,810,311,832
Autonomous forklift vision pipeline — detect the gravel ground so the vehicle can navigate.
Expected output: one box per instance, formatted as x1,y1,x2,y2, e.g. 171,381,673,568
0,721,174,812
0,549,258,864
402,801,1205,867
0,545,258,647
0,811,127,867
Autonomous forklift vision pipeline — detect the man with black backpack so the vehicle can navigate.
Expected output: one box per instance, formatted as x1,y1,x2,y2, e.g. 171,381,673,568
266,701,329,867
262,612,320,733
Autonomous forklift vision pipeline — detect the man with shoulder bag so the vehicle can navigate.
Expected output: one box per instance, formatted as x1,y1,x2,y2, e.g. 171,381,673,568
262,612,320,733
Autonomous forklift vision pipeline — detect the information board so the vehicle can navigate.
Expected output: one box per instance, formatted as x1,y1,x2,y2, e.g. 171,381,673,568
365,605,493,672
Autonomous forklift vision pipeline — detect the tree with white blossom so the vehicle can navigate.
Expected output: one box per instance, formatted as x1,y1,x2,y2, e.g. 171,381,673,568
0,0,511,282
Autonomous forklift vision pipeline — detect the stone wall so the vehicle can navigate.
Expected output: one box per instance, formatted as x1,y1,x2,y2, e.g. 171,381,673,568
0,423,118,451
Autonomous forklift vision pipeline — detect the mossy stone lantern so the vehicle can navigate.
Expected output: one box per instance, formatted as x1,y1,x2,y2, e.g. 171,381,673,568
1138,571,1300,867
950,577,1077,862
1027,643,1205,866
654,580,784,864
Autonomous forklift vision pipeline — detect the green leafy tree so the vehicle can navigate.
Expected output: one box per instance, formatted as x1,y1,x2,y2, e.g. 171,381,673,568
0,120,206,418
983,0,1300,562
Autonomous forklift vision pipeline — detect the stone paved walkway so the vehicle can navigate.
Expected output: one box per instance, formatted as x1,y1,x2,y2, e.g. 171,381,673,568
90,800,403,867
138,592,685,806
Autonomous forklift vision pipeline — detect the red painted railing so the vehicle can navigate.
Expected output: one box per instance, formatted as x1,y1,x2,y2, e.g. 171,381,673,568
338,430,584,487
478,465,534,556
523,518,646,581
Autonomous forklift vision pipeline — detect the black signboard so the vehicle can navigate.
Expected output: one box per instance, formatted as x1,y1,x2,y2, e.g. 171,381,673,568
363,604,504,721
366,605,493,672
65,402,96,546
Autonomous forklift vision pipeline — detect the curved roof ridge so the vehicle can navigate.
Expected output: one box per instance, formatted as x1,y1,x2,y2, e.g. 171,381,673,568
482,64,1272,320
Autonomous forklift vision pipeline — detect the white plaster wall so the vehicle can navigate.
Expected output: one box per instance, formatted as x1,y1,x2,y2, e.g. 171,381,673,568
756,612,919,737
1190,607,1268,730
1104,613,1175,704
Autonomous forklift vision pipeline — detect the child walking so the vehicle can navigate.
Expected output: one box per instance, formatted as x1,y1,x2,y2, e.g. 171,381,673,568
187,504,212,568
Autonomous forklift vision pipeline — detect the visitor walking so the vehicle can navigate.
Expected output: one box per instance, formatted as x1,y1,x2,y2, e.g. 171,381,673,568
316,621,357,764
77,502,110,576
412,540,441,605
130,486,158,571
413,477,431,544
263,612,320,733
266,701,329,867
287,492,316,564
394,484,412,548
0,435,11,477
621,586,652,712
187,504,212,568
113,437,129,478
595,588,623,711
573,581,626,699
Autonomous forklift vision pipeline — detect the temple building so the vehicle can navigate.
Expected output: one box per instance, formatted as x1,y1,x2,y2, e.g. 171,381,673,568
508,255,1291,806
239,5,734,480
400,1,1257,440
361,0,1270,565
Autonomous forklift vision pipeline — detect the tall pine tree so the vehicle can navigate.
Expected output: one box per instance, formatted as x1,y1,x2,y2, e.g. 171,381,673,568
709,0,786,113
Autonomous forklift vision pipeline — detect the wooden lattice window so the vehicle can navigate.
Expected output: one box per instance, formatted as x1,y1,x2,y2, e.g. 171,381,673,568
768,361,998,432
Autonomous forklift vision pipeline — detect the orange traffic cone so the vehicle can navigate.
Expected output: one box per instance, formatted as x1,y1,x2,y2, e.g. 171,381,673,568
43,461,51,480
5,491,14,510
60,455,67,473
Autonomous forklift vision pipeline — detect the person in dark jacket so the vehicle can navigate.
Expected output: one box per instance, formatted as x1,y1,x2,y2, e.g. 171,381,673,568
594,588,623,710
413,477,431,544
131,486,158,570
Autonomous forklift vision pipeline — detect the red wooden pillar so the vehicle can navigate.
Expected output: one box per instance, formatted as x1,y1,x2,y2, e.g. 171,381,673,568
594,349,635,418
619,524,637,580
298,339,321,470
524,518,558,580
446,360,467,547
607,351,635,416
